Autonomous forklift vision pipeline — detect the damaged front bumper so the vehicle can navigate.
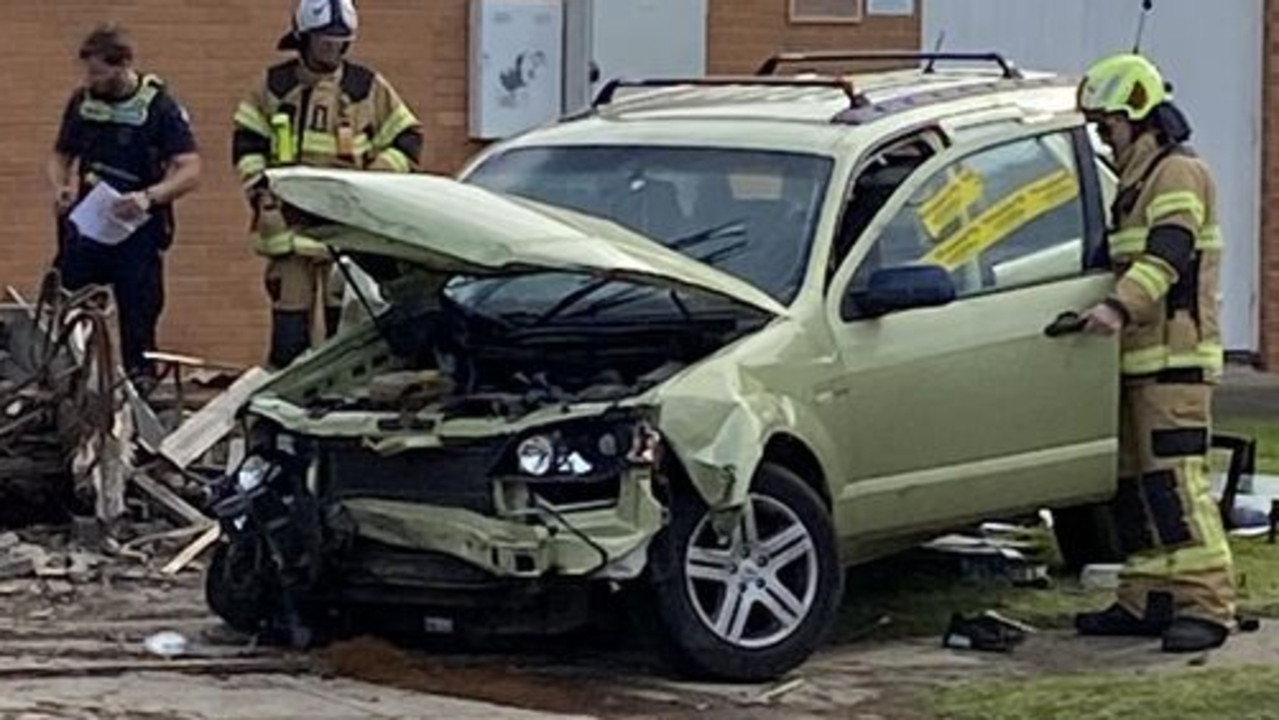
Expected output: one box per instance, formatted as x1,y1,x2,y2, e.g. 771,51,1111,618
342,466,665,580
213,410,671,596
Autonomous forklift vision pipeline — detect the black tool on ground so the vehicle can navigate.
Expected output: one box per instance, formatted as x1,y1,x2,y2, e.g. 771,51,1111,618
1211,432,1258,530
1044,311,1088,338
942,612,1028,653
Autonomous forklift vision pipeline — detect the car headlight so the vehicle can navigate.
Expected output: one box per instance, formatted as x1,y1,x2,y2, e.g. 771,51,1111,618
517,435,556,476
504,417,660,480
237,455,273,492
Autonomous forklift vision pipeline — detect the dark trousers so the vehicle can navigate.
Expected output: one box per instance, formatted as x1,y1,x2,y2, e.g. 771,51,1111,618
55,230,165,379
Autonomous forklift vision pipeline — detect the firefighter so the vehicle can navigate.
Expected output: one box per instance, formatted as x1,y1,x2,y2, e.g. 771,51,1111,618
1073,53,1235,653
232,0,423,369
48,24,202,384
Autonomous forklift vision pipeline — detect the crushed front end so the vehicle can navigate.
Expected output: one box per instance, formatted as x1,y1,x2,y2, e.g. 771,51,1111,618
205,312,680,641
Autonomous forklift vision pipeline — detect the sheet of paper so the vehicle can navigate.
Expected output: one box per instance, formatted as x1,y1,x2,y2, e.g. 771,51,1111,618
68,182,150,246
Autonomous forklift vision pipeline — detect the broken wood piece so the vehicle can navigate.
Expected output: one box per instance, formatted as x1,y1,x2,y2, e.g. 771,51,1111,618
750,678,806,704
123,378,168,454
120,522,215,554
162,524,221,575
130,473,209,526
158,367,273,470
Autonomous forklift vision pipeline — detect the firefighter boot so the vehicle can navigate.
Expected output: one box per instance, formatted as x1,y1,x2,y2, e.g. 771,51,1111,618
1076,591,1174,637
1162,617,1229,653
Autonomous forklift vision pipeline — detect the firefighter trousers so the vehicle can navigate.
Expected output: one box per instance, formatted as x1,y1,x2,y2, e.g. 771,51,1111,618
1112,380,1237,626
263,254,345,369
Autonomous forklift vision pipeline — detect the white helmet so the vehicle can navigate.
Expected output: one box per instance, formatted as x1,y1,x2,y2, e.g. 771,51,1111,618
278,0,358,51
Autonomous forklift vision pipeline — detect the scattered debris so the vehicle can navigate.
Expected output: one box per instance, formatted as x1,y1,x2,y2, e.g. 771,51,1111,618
143,630,191,658
942,611,1029,653
924,521,1054,588
0,273,271,588
158,366,273,470
1080,563,1122,591
749,677,806,705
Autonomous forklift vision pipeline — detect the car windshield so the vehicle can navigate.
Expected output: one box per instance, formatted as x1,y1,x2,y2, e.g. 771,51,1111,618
446,145,833,323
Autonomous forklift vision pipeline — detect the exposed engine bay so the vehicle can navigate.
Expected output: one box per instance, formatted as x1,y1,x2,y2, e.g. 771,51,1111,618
279,278,763,423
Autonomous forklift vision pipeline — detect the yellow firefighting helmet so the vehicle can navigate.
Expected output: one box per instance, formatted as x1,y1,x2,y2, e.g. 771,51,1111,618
1076,53,1169,122
278,0,359,51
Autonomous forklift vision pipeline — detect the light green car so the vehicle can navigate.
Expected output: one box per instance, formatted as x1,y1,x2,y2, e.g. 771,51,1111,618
207,52,1123,681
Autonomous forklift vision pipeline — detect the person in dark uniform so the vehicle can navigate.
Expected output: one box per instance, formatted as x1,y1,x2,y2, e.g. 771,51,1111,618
46,24,201,383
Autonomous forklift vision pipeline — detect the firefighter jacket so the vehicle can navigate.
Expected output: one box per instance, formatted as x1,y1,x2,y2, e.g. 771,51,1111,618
231,58,423,257
1105,132,1223,384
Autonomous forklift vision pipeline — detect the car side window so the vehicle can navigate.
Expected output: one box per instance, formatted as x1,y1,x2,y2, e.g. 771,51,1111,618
845,131,1087,315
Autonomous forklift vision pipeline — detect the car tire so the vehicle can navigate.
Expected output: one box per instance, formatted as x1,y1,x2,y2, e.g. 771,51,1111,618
648,462,843,682
1052,501,1124,570
205,540,273,634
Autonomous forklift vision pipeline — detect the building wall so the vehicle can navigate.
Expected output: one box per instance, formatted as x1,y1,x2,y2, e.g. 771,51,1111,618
0,1,920,367
0,0,478,367
707,0,920,73
1263,0,1279,369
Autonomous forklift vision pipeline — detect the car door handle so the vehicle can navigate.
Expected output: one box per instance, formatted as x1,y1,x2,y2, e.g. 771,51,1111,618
1043,311,1087,338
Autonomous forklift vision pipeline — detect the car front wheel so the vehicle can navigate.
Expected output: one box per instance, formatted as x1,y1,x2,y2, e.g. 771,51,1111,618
649,462,842,682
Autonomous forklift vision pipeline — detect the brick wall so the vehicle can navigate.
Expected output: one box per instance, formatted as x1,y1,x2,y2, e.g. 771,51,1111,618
1263,0,1279,370
706,0,920,74
0,1,920,367
0,0,478,367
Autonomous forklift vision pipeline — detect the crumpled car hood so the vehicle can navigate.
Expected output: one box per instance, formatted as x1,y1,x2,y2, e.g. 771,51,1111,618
266,167,788,317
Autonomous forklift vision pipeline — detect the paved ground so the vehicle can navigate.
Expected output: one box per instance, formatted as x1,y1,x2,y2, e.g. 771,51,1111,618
1,364,1276,719
0,548,1273,720
1217,364,1279,418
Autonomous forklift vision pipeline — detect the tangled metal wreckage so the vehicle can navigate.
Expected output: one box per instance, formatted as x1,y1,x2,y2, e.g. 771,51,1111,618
0,271,257,574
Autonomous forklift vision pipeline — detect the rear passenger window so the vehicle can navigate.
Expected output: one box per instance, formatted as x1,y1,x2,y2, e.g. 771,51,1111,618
849,131,1086,301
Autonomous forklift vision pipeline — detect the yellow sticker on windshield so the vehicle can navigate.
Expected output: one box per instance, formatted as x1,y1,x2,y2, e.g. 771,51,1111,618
918,167,984,239
923,169,1079,270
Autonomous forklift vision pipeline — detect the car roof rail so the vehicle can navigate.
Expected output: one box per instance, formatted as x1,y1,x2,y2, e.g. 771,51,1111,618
756,51,1023,80
591,76,865,109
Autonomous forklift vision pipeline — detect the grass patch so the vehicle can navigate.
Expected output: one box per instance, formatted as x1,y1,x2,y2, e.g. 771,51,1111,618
930,665,1279,720
1216,418,1279,475
835,537,1279,644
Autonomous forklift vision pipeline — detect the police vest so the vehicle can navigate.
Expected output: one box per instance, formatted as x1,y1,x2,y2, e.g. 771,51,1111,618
73,74,170,194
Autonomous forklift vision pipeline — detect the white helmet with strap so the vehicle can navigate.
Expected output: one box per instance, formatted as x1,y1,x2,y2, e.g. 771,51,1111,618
278,0,358,51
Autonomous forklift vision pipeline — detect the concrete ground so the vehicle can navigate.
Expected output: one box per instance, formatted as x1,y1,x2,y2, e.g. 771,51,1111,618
1217,364,1279,418
0,546,1275,720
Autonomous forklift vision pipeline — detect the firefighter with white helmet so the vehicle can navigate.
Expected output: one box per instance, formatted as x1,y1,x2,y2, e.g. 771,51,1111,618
232,0,423,369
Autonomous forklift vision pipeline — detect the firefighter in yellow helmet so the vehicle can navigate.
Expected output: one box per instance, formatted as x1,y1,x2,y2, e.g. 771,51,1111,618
1073,53,1235,653
232,0,423,369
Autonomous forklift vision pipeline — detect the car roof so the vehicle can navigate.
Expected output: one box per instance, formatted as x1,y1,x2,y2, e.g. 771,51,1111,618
484,63,1085,159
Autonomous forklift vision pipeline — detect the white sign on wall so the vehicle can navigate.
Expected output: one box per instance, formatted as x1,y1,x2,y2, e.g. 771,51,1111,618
469,0,564,140
868,0,916,15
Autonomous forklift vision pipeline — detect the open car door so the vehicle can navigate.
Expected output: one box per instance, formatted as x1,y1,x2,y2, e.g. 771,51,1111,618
820,115,1120,539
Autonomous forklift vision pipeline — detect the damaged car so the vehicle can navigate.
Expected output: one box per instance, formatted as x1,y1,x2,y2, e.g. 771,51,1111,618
206,52,1125,681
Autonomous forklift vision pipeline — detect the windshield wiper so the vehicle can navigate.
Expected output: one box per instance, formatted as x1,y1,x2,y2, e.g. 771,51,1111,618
554,238,750,321
530,221,748,327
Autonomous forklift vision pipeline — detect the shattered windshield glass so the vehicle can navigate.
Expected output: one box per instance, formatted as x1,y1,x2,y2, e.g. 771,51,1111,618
447,145,834,323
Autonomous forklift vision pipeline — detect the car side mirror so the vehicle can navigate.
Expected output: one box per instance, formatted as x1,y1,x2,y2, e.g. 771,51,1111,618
847,264,956,318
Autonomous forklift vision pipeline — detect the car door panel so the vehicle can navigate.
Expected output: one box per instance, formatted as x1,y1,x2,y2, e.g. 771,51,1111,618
820,118,1120,545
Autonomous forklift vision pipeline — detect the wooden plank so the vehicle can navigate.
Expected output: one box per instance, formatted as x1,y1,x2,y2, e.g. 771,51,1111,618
123,379,168,453
162,524,222,575
158,367,274,469
130,474,209,526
